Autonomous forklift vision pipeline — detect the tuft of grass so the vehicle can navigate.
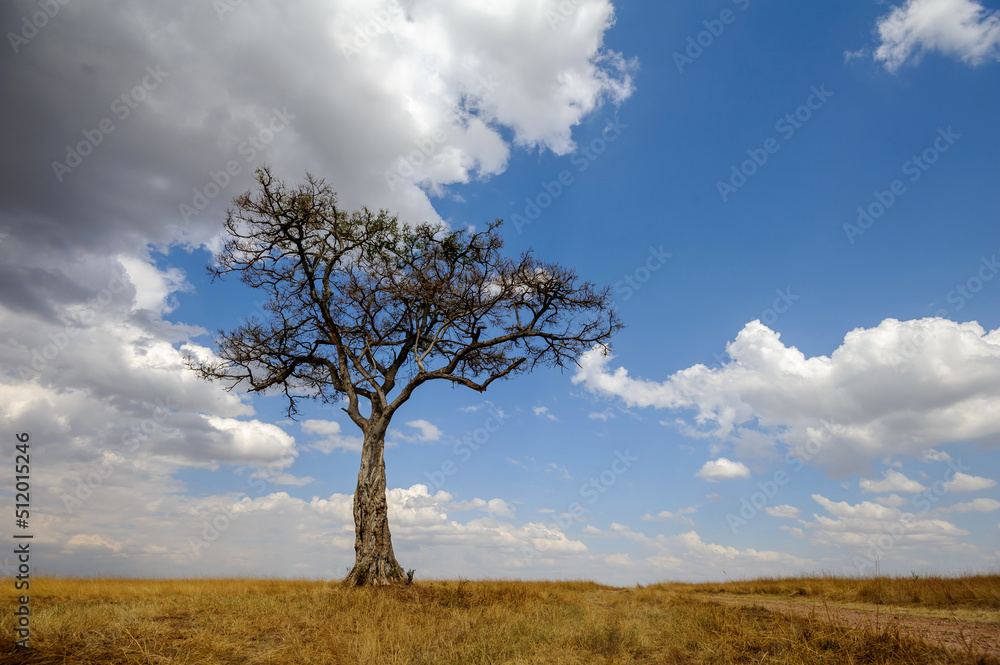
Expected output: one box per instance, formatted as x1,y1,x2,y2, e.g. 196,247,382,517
0,575,996,664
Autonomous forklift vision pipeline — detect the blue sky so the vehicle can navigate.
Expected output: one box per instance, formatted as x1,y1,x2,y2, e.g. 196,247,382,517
1,0,999,583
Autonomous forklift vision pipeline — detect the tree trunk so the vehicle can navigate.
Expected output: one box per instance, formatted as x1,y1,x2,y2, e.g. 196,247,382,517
344,421,404,586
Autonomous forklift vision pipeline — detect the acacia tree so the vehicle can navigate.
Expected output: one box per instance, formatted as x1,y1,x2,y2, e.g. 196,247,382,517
190,166,622,586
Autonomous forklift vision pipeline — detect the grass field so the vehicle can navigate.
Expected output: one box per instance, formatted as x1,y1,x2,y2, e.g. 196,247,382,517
671,573,1000,610
2,575,998,664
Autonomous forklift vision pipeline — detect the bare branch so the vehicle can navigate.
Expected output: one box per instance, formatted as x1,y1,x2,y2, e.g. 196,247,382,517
189,167,623,423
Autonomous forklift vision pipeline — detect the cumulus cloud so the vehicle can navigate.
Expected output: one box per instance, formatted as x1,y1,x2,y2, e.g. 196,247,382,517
591,523,814,578
0,252,303,474
117,255,191,315
940,498,1000,513
811,495,902,521
18,480,592,580
860,469,927,494
301,419,365,453
0,0,635,259
874,0,1000,71
765,505,801,519
806,494,968,555
450,497,516,518
944,472,997,492
574,318,1000,476
695,458,751,482
875,494,910,507
201,416,297,467
390,419,444,443
0,0,634,513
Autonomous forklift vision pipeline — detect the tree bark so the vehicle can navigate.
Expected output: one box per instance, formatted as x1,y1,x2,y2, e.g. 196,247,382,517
344,421,404,586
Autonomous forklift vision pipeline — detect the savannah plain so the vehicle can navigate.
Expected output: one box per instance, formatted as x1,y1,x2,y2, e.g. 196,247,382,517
2,573,999,664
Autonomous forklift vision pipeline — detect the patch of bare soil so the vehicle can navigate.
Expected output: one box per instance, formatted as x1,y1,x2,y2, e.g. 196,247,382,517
709,594,1000,655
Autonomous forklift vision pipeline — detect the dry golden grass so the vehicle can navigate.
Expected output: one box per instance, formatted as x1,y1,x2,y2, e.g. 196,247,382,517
1,576,997,664
667,573,1000,610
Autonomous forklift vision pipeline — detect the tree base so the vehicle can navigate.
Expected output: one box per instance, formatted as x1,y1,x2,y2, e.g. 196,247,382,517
343,558,408,587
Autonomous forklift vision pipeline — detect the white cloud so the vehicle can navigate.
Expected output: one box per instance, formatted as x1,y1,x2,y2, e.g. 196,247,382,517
301,419,364,453
592,523,814,577
860,469,927,494
0,256,304,473
319,0,635,207
28,480,599,580
118,254,191,315
641,506,697,524
807,494,968,554
811,494,901,520
922,449,953,462
943,472,997,493
765,505,801,519
575,318,1000,476
0,0,635,496
1,1,636,256
533,406,559,421
392,419,443,443
695,458,751,482
874,0,1000,71
875,493,910,507
941,498,1000,513
202,416,297,467
449,497,515,519
588,410,616,421
844,47,870,62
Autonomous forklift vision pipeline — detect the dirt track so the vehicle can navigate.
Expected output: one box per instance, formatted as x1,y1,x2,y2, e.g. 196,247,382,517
709,594,1000,655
